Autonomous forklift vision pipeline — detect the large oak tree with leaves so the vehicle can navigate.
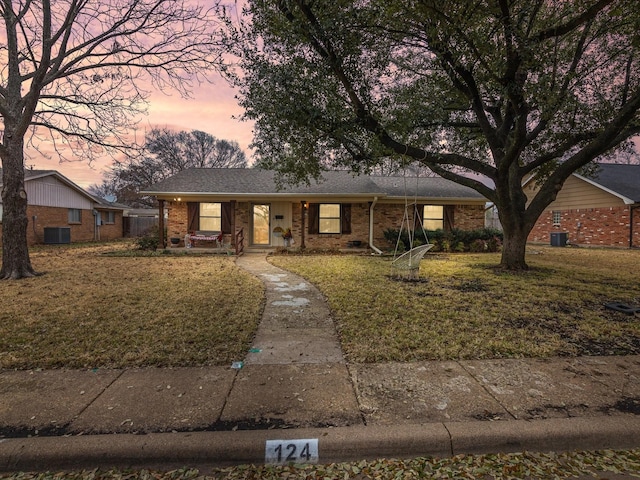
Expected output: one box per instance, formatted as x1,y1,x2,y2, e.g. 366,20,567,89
0,0,224,279
229,0,640,269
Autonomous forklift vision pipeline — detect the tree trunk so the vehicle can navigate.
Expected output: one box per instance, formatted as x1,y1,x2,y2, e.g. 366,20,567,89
500,228,530,270
1,136,39,280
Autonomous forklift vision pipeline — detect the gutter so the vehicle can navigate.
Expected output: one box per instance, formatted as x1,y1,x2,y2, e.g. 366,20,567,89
369,197,383,255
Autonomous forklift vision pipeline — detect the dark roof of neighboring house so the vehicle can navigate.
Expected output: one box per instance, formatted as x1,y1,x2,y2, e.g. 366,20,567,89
141,168,486,201
0,168,58,184
581,163,640,203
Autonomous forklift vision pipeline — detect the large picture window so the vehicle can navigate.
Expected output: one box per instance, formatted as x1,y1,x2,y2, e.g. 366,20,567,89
423,205,444,230
319,204,341,234
199,203,221,231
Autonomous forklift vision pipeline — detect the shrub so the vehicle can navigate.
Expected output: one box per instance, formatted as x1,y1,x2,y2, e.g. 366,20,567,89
135,225,161,251
384,227,503,253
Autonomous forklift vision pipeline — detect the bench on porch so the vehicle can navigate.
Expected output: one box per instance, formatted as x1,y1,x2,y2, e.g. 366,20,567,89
187,231,223,248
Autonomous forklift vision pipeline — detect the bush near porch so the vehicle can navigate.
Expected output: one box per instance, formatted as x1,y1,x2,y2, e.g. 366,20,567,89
383,227,503,253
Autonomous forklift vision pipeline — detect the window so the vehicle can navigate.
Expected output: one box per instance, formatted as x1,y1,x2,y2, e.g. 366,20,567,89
68,208,81,224
552,211,561,225
103,211,115,224
319,204,341,233
199,203,221,231
308,203,351,235
423,205,444,230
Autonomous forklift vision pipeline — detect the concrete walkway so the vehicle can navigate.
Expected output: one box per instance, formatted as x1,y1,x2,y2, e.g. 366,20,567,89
1,253,640,473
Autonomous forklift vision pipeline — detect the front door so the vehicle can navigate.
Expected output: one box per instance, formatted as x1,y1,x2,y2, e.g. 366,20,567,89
252,204,270,245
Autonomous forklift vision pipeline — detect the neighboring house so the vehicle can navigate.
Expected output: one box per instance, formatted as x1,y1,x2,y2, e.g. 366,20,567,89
141,168,487,251
0,169,125,246
526,163,640,248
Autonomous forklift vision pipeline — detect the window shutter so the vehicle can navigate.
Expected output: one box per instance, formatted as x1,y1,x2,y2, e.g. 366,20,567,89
308,203,319,234
187,202,199,232
444,205,455,231
221,202,232,233
341,203,351,234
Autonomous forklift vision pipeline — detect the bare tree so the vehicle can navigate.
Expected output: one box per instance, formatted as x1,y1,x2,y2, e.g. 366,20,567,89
100,128,247,207
0,0,225,279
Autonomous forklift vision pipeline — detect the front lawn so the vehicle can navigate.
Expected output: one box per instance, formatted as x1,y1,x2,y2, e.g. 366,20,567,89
0,243,264,369
270,247,640,362
2,243,638,370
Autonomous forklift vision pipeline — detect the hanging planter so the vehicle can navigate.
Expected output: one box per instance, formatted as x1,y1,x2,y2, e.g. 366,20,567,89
272,226,284,238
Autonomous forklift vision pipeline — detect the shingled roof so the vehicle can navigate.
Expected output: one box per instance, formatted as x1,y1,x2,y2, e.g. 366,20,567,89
581,163,640,203
141,168,486,201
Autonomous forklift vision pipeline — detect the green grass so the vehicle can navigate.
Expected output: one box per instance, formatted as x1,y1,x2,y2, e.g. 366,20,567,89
270,247,640,362
0,243,264,369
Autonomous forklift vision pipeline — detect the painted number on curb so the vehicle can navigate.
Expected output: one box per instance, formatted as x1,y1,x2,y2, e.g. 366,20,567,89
265,438,319,465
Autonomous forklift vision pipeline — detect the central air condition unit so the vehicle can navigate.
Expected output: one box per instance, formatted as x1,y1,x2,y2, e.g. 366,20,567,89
44,227,71,244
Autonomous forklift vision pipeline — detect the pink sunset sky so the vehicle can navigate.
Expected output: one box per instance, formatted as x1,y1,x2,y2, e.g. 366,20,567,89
28,76,254,189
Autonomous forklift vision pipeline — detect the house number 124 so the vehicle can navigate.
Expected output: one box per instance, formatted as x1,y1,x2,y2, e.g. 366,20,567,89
265,439,319,464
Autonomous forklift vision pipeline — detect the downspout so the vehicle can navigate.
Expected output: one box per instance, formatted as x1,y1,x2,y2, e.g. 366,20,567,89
631,204,639,248
369,197,383,255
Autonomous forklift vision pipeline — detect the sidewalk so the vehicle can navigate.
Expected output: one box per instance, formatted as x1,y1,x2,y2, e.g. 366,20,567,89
1,253,639,473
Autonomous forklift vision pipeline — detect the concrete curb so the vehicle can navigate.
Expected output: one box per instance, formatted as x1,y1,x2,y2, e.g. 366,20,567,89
2,416,640,473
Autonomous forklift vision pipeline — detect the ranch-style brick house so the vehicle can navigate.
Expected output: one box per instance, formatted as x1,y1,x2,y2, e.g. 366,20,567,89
141,168,487,252
526,163,640,248
0,169,125,246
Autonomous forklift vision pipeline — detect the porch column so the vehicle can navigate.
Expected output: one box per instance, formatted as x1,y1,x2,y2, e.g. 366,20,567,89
231,200,236,248
158,199,166,249
300,200,306,249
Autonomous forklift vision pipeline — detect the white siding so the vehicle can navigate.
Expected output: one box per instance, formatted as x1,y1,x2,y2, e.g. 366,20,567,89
26,177,93,209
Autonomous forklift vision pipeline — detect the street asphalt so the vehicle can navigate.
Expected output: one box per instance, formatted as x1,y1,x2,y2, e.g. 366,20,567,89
1,253,639,474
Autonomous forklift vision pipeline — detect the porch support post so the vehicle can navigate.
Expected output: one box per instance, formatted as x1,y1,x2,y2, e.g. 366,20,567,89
300,200,306,249
158,199,166,249
631,204,638,248
231,200,237,248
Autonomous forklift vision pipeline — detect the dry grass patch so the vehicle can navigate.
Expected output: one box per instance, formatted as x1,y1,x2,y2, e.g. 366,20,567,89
0,243,264,369
270,247,640,362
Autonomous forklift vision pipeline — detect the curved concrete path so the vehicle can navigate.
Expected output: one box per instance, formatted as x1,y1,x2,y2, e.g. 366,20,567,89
220,254,362,430
235,254,345,365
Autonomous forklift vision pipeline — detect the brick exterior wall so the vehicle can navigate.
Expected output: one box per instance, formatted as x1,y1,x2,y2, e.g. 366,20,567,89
97,211,124,242
165,200,486,250
529,206,640,248
455,205,487,230
1,206,123,246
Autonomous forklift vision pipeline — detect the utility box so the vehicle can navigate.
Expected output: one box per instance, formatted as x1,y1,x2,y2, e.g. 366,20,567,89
44,227,71,244
550,232,568,247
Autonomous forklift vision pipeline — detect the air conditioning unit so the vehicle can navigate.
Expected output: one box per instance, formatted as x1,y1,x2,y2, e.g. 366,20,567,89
44,227,71,244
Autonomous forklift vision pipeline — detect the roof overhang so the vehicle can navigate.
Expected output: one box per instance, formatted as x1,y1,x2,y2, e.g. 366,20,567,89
143,191,486,204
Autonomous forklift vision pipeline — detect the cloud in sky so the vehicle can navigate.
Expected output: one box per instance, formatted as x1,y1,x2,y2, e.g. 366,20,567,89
28,75,253,188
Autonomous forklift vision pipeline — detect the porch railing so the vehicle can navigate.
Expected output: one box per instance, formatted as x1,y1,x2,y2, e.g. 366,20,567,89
235,228,244,256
